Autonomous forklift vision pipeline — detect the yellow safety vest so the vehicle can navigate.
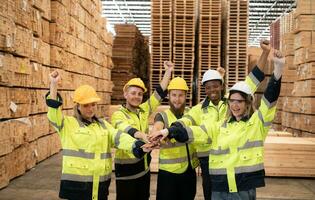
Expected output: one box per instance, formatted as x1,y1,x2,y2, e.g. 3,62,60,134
47,96,137,200
111,90,162,179
158,109,199,173
177,66,263,158
187,84,278,193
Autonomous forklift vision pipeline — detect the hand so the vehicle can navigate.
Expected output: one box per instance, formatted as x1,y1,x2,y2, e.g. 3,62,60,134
272,50,285,80
148,129,169,143
216,67,225,78
164,61,174,72
134,131,149,143
49,70,61,85
260,39,271,52
141,142,160,152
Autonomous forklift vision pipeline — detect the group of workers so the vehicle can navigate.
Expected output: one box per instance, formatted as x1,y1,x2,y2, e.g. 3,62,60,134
46,40,285,200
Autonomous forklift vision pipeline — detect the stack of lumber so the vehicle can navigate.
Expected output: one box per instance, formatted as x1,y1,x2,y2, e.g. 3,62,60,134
264,136,315,177
270,19,280,50
222,0,249,88
197,0,222,102
275,0,315,136
0,0,113,189
111,24,150,105
151,0,197,106
172,0,196,107
150,0,173,105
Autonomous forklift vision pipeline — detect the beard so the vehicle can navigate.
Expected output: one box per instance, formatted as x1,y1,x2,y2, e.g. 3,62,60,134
169,100,186,116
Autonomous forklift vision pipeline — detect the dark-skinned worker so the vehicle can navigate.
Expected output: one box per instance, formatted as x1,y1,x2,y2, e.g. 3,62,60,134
168,40,272,200
149,50,285,200
46,70,153,200
151,77,199,200
110,61,174,200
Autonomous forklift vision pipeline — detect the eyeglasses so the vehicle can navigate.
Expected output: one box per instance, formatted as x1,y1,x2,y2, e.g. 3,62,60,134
228,99,246,104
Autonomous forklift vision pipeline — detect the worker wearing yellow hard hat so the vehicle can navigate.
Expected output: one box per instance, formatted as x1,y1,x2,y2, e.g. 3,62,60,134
149,49,284,200
46,70,152,200
164,40,272,200
150,76,199,200
111,61,174,200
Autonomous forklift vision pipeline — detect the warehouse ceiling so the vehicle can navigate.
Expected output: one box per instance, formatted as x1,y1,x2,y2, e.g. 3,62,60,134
101,0,296,46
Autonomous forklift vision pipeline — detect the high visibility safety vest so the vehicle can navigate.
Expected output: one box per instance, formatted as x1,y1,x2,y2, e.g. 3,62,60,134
111,90,163,179
158,109,199,174
46,95,137,200
187,76,281,193
177,66,265,158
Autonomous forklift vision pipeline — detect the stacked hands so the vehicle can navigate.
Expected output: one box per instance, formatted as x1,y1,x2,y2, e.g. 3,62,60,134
140,129,170,152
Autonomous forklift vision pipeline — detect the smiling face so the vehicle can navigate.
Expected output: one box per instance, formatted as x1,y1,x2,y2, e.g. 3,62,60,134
228,92,247,120
169,89,186,111
78,102,97,120
204,80,223,105
124,86,144,108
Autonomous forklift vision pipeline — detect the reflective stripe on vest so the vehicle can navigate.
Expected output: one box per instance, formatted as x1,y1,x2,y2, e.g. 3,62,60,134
115,157,141,164
209,163,264,175
196,151,210,158
115,168,150,180
237,140,263,151
61,173,111,182
114,130,123,147
210,148,230,155
48,118,64,131
159,156,188,164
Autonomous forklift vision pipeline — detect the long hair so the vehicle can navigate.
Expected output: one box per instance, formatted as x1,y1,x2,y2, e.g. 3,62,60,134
226,91,256,120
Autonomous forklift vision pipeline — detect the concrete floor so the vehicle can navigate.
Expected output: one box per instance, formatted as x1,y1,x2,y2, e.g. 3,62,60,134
0,153,314,200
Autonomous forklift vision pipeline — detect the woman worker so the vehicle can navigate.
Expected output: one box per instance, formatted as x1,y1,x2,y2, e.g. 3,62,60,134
46,70,151,200
149,50,285,200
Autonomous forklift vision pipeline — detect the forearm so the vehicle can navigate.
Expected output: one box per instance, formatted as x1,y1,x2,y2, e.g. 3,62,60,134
257,50,270,72
160,68,172,91
50,82,58,100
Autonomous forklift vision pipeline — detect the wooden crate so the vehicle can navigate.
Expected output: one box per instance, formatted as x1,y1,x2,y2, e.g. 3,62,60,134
294,15,315,33
292,80,315,97
0,16,16,53
294,31,315,50
295,0,315,16
297,62,315,80
15,0,32,29
264,136,315,177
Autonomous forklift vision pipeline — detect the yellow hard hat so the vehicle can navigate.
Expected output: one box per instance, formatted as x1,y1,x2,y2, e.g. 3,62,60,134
123,78,147,92
167,77,189,91
73,85,101,104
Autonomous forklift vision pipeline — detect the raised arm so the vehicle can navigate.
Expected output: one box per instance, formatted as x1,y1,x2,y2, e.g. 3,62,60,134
49,70,60,100
257,40,271,72
46,70,64,133
258,50,284,140
159,61,174,91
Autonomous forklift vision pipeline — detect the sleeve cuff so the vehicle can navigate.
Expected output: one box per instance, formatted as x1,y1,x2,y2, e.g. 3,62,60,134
155,84,168,99
132,140,146,158
154,113,164,123
263,75,281,104
45,92,63,108
128,128,139,137
251,65,265,82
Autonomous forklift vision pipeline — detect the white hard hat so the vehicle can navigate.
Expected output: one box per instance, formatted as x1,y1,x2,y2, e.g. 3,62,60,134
229,81,252,95
201,69,223,85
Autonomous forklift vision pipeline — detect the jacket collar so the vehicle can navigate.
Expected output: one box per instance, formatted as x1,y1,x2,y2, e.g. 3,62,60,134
201,96,227,109
121,104,145,114
74,107,101,126
228,115,250,123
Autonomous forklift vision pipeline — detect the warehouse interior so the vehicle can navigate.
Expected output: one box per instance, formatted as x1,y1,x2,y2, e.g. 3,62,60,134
0,0,314,199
